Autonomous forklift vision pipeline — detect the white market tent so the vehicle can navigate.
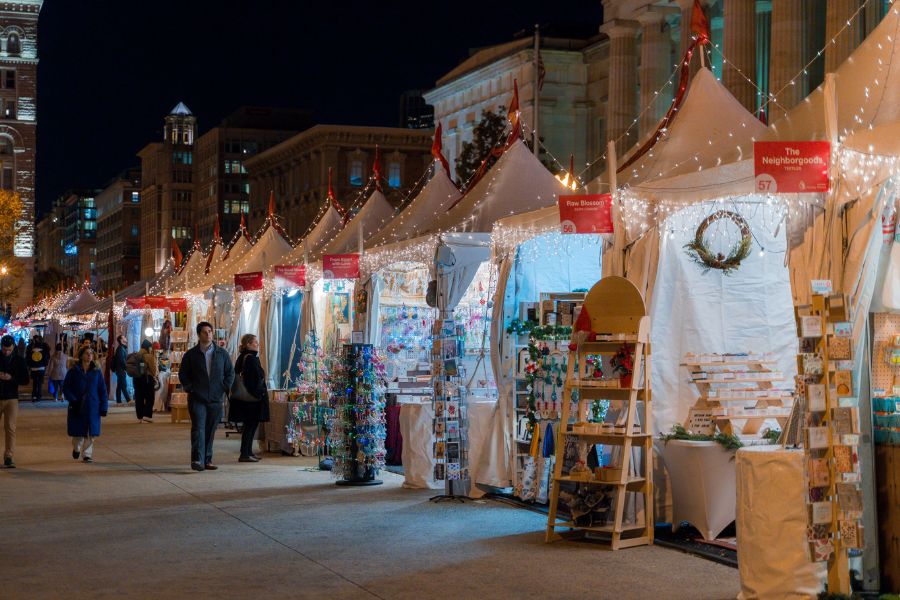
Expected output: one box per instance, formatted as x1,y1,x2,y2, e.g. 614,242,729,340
171,239,207,294
281,203,345,268
189,224,255,294
322,188,394,257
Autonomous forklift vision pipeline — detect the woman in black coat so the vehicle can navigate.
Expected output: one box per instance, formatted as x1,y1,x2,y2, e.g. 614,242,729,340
231,334,270,462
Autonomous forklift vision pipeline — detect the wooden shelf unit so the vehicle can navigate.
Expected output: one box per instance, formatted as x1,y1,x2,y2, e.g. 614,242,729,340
545,277,653,550
681,354,793,438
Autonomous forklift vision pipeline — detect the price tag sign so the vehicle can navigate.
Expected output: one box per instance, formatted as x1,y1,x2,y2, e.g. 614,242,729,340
323,254,360,279
754,141,830,193
274,265,306,288
234,272,264,291
558,194,614,234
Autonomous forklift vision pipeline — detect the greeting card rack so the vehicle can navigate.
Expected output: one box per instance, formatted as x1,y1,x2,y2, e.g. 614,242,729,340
327,343,386,486
545,277,654,550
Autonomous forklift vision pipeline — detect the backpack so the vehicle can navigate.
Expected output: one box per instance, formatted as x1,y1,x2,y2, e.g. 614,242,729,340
125,352,145,378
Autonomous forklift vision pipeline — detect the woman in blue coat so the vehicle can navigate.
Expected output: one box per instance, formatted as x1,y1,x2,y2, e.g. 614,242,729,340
64,346,108,463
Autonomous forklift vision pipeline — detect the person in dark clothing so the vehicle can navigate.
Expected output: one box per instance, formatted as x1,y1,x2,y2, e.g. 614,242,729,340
134,340,158,423
25,334,50,402
231,334,270,462
112,335,132,405
16,337,25,358
177,321,234,472
0,335,30,468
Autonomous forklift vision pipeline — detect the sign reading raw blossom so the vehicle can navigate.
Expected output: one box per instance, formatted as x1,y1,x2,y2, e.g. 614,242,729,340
558,194,614,234
125,296,181,310
234,272,264,291
754,141,831,193
274,265,306,288
167,298,188,312
323,254,360,279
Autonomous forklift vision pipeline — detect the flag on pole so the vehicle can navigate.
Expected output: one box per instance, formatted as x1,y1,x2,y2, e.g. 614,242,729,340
267,190,276,217
171,239,183,270
691,0,710,44
213,215,221,242
373,145,382,191
507,79,519,122
431,122,452,179
327,167,348,222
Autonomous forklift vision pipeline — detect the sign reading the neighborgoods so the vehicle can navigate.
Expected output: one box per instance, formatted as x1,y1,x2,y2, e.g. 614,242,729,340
323,254,360,279
234,272,264,291
167,298,188,312
273,265,306,288
558,194,614,234
753,141,831,193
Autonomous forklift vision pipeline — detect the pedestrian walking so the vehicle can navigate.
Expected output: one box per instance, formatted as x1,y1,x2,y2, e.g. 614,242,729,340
177,321,234,472
112,335,132,405
63,346,108,464
0,335,29,468
231,334,270,463
26,334,50,402
16,337,25,358
47,343,68,402
132,340,158,423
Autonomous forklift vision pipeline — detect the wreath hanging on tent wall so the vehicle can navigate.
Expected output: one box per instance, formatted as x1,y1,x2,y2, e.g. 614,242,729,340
684,210,752,275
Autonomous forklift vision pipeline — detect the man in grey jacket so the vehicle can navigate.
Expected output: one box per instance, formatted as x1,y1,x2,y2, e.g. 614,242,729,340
177,321,234,472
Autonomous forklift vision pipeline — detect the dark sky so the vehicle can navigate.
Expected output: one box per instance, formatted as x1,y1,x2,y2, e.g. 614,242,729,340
35,1,603,218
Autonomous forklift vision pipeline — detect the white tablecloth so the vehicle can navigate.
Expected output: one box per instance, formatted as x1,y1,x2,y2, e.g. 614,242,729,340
399,398,497,494
153,371,172,412
660,439,736,541
736,446,824,599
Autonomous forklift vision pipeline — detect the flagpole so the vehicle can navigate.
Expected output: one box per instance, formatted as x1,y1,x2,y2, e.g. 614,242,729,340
533,23,540,157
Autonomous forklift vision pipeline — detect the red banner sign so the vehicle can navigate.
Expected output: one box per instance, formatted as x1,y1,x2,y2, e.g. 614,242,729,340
558,194,614,234
126,296,185,310
125,297,145,309
234,272,264,291
323,254,360,279
754,141,831,193
145,296,168,309
167,298,188,312
273,265,306,288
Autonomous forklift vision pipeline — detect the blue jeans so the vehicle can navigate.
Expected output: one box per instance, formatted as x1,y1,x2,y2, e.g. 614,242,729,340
115,369,132,403
188,400,222,466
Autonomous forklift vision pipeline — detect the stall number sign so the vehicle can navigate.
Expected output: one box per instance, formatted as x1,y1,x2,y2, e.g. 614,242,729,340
323,254,360,279
274,265,306,288
558,194,614,234
754,141,830,193
234,272,264,291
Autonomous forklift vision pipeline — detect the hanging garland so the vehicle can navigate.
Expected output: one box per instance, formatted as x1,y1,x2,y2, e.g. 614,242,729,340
684,210,752,275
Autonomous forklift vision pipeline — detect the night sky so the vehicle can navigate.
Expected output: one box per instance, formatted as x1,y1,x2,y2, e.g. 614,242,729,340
35,1,603,218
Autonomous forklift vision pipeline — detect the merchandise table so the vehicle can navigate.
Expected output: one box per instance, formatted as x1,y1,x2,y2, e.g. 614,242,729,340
153,371,172,412
660,439,736,541
736,445,824,599
399,398,496,493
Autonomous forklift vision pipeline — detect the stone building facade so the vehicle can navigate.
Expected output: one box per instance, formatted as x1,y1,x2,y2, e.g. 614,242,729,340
0,0,41,308
95,168,141,293
245,125,433,241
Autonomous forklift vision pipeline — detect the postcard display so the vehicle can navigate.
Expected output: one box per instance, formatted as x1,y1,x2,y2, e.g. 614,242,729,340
681,353,793,439
430,313,471,496
795,292,860,594
327,344,387,486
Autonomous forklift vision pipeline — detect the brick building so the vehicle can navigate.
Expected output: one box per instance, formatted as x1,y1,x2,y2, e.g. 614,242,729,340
0,0,41,308
193,106,311,245
137,102,196,278
95,168,141,293
244,125,433,241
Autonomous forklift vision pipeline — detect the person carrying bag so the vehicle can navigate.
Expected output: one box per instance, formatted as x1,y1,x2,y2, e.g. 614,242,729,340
230,334,270,463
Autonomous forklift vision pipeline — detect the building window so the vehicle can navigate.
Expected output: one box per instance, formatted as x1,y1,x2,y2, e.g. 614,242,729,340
172,151,192,165
388,163,401,188
0,137,12,155
349,160,363,186
6,33,20,56
3,99,15,120
131,225,139,237
1,165,12,190
171,227,190,239
131,191,140,203
223,159,246,174
2,69,14,90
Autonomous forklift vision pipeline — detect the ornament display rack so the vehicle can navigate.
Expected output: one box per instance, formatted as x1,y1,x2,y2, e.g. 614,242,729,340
680,353,793,439
430,310,471,502
287,334,332,462
795,292,861,595
327,344,386,486
512,291,585,500
546,277,654,550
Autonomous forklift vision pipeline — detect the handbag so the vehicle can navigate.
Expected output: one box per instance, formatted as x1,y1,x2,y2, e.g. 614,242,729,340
230,355,260,402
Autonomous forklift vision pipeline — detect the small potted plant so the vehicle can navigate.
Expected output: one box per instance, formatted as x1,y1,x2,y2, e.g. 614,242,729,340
611,344,634,389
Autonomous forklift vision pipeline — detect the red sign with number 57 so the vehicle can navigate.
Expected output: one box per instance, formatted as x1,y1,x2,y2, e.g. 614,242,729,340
754,141,830,193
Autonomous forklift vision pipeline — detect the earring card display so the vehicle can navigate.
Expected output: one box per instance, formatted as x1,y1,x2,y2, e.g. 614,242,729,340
431,315,470,492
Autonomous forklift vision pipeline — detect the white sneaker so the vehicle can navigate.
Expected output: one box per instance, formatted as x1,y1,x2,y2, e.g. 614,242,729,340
143,417,153,423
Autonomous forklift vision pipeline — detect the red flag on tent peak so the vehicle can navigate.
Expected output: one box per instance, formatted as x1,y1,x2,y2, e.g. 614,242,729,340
239,212,247,231
267,190,276,217
691,0,710,44
326,167,347,220
172,239,183,270
193,224,200,249
213,215,221,242
432,122,451,179
507,80,520,122
373,145,383,191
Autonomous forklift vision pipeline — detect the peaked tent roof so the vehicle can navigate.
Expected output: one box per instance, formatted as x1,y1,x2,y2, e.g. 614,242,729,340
60,288,101,316
173,245,209,293
323,189,394,256
771,4,900,141
367,167,462,249
426,140,567,234
282,205,346,266
218,223,293,283
608,67,769,187
191,234,254,293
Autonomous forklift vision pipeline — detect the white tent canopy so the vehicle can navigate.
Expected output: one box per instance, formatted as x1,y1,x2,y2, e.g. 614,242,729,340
190,232,254,293
282,204,345,267
224,223,293,282
323,189,394,256
172,242,207,293
427,140,567,234
60,288,101,317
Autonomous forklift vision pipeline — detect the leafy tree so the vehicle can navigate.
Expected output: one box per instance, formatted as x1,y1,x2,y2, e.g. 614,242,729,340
454,105,559,189
0,191,26,307
33,267,68,299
